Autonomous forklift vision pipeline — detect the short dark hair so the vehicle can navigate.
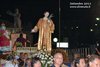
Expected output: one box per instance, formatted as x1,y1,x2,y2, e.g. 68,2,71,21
7,55,14,61
74,57,85,67
32,56,41,65
20,52,23,55
19,33,23,37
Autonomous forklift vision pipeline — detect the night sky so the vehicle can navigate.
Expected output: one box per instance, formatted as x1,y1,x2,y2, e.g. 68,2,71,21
0,0,100,48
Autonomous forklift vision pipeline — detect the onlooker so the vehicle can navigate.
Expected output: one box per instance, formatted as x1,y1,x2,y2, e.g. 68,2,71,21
71,53,80,67
31,56,42,67
25,58,32,67
23,53,29,67
24,53,28,60
51,52,68,67
14,33,30,47
17,52,24,67
74,57,86,67
88,55,100,67
5,55,18,67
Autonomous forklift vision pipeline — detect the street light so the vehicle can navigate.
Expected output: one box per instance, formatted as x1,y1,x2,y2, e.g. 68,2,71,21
95,23,98,26
96,18,99,20
90,29,93,32
53,38,58,42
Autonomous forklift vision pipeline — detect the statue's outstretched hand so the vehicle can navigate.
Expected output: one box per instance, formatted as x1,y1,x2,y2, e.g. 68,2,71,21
31,29,35,33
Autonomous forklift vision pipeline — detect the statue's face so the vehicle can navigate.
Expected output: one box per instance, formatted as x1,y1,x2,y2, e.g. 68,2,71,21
44,12,49,17
15,9,19,14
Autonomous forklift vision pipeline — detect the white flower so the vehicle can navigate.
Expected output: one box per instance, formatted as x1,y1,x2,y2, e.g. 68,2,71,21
41,60,45,64
44,57,47,60
45,54,48,57
33,50,53,67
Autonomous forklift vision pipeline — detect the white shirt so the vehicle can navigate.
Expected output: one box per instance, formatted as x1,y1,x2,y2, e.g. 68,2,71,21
4,61,18,67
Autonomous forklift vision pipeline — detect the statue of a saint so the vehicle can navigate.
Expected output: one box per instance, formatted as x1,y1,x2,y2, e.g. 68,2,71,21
31,11,55,53
7,8,22,31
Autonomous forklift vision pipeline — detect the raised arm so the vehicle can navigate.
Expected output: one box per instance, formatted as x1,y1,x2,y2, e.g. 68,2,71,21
7,10,16,16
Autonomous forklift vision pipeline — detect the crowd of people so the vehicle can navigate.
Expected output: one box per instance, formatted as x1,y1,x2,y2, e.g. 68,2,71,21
72,54,100,67
0,52,99,67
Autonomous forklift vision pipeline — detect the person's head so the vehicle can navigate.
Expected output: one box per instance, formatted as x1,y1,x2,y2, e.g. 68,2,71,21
7,55,14,61
19,52,24,59
24,53,28,59
15,8,19,14
1,23,6,30
88,55,100,67
53,52,63,66
32,57,41,67
74,57,86,67
74,53,80,59
19,33,23,38
44,11,49,17
26,58,32,64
